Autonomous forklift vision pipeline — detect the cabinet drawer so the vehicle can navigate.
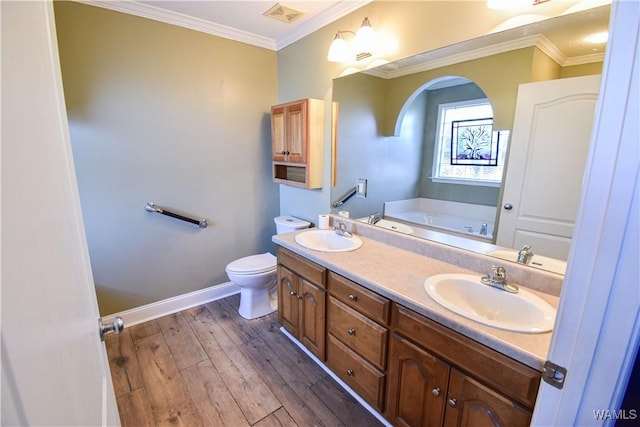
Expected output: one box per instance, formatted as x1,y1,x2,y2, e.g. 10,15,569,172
326,334,385,411
328,296,388,370
328,272,390,325
277,246,325,287
392,303,541,409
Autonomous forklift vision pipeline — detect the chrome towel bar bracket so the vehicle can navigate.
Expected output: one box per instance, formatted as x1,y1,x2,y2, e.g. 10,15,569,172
144,202,208,228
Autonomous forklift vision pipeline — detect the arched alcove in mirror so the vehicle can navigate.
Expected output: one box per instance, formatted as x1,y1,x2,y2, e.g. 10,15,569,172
332,74,505,244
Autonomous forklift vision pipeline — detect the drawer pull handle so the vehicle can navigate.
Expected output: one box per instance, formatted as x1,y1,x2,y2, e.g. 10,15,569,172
432,388,441,397
347,328,356,336
346,369,354,376
448,398,457,407
348,293,358,301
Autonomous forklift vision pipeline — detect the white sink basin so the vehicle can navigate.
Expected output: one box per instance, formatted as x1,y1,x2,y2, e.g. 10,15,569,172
485,249,567,275
358,218,414,234
294,229,363,252
424,274,556,333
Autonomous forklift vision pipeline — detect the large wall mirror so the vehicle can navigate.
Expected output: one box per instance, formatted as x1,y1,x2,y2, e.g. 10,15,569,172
331,5,610,275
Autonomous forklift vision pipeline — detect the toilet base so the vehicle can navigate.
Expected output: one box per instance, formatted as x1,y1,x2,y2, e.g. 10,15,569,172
238,283,277,320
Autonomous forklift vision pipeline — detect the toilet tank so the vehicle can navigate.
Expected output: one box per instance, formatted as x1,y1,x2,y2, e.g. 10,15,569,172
274,215,310,234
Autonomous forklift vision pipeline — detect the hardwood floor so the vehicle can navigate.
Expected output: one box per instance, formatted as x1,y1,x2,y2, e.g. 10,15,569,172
105,295,384,427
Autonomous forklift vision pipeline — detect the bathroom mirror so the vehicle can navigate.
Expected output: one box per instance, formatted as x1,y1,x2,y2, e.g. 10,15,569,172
331,5,610,275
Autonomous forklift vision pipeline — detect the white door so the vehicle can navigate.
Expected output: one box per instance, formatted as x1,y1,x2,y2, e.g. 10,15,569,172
1,2,120,426
496,75,601,260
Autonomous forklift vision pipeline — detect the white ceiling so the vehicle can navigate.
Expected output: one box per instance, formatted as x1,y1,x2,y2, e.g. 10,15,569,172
84,0,370,50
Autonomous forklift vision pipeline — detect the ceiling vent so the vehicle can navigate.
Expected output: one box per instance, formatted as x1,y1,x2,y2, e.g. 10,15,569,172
264,3,305,24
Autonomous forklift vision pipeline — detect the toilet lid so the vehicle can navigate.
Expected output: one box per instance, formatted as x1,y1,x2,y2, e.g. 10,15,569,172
226,252,277,275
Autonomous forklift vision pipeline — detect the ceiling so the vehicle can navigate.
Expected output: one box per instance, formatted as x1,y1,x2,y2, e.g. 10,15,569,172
82,0,610,58
83,0,370,50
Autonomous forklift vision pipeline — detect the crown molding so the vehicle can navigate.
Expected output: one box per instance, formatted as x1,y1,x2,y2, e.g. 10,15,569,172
365,33,602,80
78,1,277,50
76,1,371,51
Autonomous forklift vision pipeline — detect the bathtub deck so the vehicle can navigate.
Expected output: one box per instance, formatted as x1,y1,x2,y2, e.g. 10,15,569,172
105,294,382,427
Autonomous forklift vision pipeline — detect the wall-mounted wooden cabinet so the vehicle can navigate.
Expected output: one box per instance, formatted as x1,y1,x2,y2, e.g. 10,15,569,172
271,98,324,188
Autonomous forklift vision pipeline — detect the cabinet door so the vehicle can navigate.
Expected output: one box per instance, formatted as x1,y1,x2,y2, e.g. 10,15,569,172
277,265,299,337
386,334,450,427
271,105,287,162
443,369,532,427
298,278,326,361
286,101,306,163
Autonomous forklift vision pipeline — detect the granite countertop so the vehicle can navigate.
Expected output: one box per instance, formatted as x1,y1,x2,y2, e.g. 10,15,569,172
273,230,558,371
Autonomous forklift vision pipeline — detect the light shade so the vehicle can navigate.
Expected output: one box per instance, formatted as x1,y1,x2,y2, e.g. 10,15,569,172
355,17,375,54
327,32,352,62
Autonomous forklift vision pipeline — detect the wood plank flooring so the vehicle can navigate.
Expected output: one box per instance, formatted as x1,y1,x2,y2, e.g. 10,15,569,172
105,295,384,427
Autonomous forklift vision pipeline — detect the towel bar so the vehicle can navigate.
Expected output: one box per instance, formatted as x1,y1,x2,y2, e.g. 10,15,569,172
144,202,208,228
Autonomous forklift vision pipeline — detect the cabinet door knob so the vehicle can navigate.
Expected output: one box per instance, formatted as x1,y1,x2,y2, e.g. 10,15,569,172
347,328,356,336
348,293,358,301
448,398,457,407
286,151,290,155
281,150,286,155
346,369,354,376
432,387,441,397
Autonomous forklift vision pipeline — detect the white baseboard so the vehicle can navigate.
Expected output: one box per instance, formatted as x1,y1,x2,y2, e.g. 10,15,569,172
279,327,392,427
101,282,240,327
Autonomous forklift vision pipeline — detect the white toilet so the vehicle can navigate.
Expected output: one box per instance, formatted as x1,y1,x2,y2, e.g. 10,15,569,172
225,215,310,319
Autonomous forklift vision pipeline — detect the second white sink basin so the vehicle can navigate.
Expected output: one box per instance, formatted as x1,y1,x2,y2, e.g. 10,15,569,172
424,274,556,333
294,229,363,252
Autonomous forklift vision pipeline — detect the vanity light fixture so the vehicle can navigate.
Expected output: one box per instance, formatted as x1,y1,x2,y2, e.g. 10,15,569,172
327,17,376,63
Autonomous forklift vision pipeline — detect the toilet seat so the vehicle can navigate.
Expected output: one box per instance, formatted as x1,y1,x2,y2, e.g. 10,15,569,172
226,253,276,275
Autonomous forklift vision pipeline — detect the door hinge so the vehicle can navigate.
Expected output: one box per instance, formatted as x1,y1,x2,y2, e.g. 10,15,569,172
542,360,567,389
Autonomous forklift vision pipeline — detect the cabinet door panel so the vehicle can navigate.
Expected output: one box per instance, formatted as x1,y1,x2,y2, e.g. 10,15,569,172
277,266,299,337
286,102,306,163
299,278,326,361
386,334,449,427
271,106,286,161
444,369,532,427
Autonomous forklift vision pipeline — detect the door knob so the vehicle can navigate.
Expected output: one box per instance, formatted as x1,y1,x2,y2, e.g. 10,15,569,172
347,328,356,335
503,203,513,210
99,316,124,341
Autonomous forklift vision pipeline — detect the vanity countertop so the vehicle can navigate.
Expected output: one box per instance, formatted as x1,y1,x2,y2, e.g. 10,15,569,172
273,230,558,371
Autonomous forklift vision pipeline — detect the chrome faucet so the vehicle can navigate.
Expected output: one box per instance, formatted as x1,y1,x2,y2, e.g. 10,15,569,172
517,245,534,264
333,220,353,238
367,212,382,225
481,265,519,293
479,223,488,236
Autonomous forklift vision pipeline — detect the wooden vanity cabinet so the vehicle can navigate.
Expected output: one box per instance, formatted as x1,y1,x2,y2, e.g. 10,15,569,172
271,98,324,189
386,304,540,427
274,247,542,426
326,272,390,411
276,247,327,361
